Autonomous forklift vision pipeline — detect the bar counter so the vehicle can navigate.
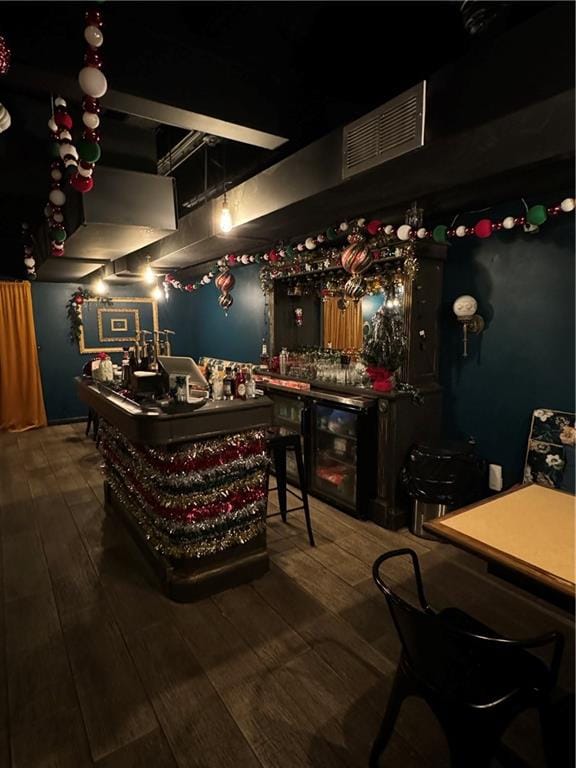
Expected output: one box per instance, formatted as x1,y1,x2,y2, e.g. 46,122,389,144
76,377,273,601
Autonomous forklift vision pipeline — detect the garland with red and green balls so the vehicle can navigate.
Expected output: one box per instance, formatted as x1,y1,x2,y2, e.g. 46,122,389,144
45,7,106,258
163,195,576,305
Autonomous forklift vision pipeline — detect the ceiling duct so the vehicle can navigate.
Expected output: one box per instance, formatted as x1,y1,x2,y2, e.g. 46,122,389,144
36,166,178,280
342,81,426,179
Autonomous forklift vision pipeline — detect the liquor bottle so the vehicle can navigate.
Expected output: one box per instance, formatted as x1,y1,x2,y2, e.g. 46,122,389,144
212,367,224,400
260,339,269,369
121,347,130,387
245,366,256,398
279,347,288,376
205,363,213,398
223,367,234,400
235,367,247,400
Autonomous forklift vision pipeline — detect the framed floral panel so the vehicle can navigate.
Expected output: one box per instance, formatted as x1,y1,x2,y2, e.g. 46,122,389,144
78,297,159,354
524,408,575,493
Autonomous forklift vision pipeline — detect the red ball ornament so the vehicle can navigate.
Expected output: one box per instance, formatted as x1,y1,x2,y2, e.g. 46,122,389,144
474,219,493,239
82,97,100,113
366,220,382,236
51,243,65,257
0,35,11,75
71,174,94,193
54,112,73,130
84,50,103,69
82,129,101,143
184,284,194,292
268,249,280,263
74,294,84,305
227,253,237,265
85,9,103,27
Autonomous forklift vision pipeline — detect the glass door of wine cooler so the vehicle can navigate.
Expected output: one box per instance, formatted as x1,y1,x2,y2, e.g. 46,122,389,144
309,396,376,517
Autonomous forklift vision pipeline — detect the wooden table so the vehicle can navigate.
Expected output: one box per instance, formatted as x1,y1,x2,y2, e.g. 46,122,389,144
425,484,575,603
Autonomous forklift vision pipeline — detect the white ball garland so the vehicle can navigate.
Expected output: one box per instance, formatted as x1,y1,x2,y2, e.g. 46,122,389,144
416,227,428,239
305,237,316,250
455,225,468,237
82,111,100,130
49,189,66,207
84,25,103,48
78,66,108,98
560,197,575,213
397,224,412,241
383,225,394,235
502,216,516,230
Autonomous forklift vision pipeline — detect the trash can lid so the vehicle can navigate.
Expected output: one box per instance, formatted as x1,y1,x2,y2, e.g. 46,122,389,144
411,440,476,458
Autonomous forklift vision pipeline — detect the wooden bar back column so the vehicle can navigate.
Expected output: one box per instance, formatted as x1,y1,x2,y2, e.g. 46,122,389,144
77,378,273,601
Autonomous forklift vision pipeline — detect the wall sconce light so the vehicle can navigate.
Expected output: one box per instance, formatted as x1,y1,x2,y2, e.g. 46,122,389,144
151,284,163,301
453,294,484,357
93,276,108,295
220,191,233,233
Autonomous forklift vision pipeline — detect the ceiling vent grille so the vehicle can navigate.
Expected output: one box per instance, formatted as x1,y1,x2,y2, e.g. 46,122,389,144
342,81,426,179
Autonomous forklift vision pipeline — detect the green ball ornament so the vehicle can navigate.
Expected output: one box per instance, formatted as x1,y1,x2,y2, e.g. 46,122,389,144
285,245,296,259
326,227,338,241
527,205,548,226
51,228,67,243
50,142,61,159
432,225,448,244
77,139,101,164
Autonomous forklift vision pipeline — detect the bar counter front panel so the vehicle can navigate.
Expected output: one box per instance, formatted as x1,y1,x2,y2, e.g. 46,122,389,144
76,378,273,601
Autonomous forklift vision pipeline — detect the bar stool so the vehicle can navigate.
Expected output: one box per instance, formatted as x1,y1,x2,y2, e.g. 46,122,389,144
85,408,100,443
266,426,315,546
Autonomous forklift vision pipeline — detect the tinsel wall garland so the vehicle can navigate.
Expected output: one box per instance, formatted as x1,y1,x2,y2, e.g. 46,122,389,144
162,196,576,299
99,421,270,559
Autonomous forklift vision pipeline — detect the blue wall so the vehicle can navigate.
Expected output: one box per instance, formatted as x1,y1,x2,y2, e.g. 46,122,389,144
31,282,192,422
439,202,575,487
183,263,266,363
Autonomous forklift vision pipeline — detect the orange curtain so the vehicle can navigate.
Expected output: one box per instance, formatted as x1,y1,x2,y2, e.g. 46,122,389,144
322,297,363,350
0,282,47,432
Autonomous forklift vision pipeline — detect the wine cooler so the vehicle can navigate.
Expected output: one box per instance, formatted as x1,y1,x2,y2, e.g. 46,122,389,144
309,392,377,518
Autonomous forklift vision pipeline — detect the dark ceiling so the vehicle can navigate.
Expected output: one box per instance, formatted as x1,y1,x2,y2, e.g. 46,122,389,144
0,1,556,277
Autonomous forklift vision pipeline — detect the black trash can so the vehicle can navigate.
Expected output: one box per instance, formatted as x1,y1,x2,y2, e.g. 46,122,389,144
402,440,485,538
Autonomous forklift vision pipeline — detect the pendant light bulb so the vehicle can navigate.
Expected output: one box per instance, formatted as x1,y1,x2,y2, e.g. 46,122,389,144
93,278,107,295
151,285,163,301
143,259,155,284
220,194,233,233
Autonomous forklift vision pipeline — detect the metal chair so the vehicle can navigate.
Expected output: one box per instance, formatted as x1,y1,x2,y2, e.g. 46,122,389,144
371,549,564,768
266,425,315,546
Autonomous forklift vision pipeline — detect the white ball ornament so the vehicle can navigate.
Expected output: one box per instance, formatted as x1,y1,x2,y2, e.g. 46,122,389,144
59,143,78,160
52,212,64,223
305,237,316,250
49,189,66,207
384,225,394,235
78,67,108,98
455,225,467,237
0,105,11,133
249,255,255,263
339,222,349,232
417,227,428,239
24,258,35,268
397,224,412,241
84,25,104,48
48,117,58,133
82,111,100,130
502,216,516,230
241,254,250,264
560,198,575,213
54,97,66,108
64,157,78,168
50,168,63,182
78,165,93,177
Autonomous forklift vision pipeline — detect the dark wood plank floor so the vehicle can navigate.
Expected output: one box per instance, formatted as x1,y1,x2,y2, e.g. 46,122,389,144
0,424,573,767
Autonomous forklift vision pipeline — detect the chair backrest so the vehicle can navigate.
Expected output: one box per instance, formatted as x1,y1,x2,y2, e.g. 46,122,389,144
372,549,562,704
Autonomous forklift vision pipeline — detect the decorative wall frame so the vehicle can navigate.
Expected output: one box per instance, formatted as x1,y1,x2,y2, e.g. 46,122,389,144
524,408,575,492
78,297,158,354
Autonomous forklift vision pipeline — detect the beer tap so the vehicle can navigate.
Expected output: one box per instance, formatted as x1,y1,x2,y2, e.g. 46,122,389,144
161,329,175,356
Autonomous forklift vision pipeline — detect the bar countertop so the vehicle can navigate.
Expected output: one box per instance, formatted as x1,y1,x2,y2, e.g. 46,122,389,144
76,377,273,446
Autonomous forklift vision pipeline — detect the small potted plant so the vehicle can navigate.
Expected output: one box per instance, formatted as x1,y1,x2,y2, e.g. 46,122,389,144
361,307,406,391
